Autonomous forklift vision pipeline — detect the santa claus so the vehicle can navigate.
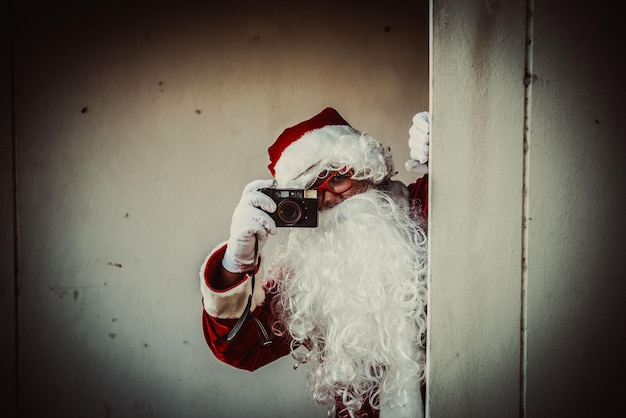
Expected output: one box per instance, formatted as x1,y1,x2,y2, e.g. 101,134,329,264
200,107,430,418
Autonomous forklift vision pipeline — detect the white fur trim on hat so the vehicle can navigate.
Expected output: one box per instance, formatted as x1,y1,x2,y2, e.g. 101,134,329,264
272,125,359,185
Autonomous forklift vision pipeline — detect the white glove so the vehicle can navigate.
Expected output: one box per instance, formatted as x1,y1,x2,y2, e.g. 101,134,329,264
405,111,430,175
222,179,278,273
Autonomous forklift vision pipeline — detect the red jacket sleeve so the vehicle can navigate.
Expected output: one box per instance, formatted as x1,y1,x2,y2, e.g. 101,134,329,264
408,173,428,223
201,246,291,371
201,301,291,371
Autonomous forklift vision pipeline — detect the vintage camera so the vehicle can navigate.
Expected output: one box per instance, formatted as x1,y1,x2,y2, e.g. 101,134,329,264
260,188,318,227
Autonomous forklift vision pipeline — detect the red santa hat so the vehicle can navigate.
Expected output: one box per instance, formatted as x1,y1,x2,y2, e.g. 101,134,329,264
268,107,361,185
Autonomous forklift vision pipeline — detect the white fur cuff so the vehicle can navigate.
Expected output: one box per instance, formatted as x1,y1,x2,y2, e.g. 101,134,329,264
199,243,266,319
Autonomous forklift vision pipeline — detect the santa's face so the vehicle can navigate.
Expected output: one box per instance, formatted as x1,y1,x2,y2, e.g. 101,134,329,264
301,167,371,211
317,179,370,210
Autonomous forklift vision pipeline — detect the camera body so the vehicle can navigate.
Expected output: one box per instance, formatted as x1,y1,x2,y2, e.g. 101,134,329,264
261,188,318,227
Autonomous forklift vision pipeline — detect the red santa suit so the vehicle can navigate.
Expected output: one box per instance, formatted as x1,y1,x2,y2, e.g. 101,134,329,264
200,176,428,418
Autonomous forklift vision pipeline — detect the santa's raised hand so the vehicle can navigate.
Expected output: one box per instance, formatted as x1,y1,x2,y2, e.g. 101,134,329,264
222,179,277,273
405,111,430,176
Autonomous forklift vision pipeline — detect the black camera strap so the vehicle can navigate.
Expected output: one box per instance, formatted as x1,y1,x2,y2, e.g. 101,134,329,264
214,237,273,346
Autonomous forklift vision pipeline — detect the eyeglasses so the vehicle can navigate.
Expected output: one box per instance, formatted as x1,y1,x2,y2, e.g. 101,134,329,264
308,168,354,194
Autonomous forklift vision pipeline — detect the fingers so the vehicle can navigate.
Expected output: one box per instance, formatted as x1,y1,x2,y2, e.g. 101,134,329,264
405,159,429,175
408,138,429,164
232,178,278,239
409,111,430,165
235,206,277,237
409,124,430,144
409,144,429,163
412,111,430,128
240,191,277,214
238,178,277,213
242,178,275,196
224,179,278,272
410,111,430,143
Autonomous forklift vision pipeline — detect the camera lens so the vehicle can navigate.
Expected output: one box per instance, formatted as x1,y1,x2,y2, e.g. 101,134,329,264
277,199,302,225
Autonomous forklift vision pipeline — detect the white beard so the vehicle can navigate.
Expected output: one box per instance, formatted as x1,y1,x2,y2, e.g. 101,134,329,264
265,188,428,417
